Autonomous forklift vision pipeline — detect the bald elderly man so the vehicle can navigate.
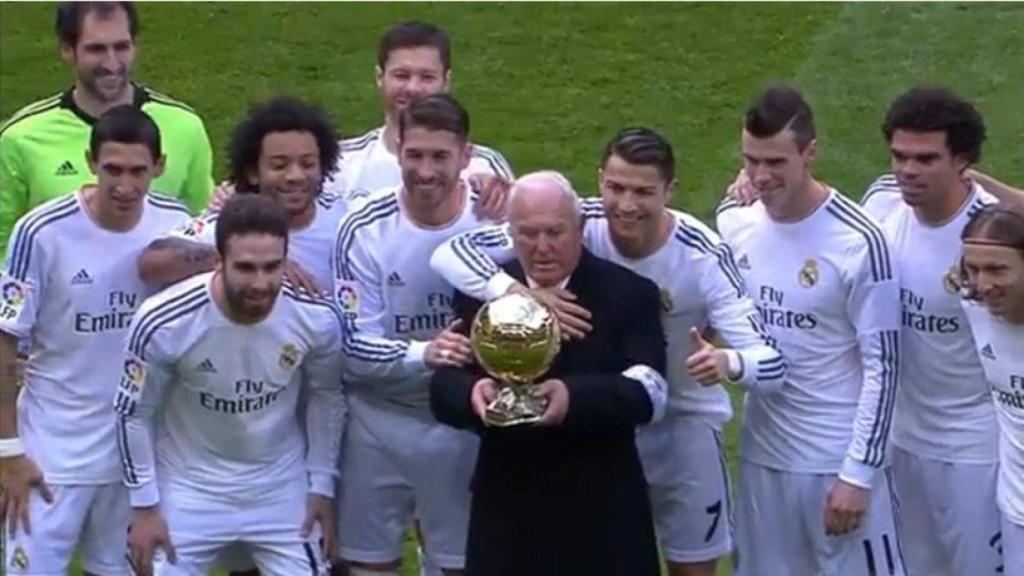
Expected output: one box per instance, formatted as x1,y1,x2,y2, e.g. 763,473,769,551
429,171,668,576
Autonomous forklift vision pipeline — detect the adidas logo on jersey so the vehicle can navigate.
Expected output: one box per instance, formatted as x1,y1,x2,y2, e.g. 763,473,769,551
70,269,92,285
737,254,752,270
980,344,996,360
55,160,78,176
196,358,218,373
387,271,405,287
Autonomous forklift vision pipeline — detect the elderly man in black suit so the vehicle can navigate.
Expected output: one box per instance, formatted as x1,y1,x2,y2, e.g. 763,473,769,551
429,170,668,576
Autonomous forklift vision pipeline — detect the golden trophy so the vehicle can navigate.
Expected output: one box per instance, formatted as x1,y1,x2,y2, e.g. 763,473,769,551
470,292,561,426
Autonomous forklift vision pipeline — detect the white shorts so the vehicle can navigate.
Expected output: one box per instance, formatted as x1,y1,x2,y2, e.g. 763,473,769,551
636,415,732,563
152,479,327,575
1,482,130,576
734,462,906,576
1004,515,1024,576
336,408,477,569
890,445,1002,575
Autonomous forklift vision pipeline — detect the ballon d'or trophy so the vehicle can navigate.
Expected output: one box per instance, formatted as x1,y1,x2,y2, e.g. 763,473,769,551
470,292,561,426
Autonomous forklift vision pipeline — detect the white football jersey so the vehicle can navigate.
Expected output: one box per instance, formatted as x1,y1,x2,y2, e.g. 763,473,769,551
428,199,786,427
323,127,514,198
962,300,1024,525
113,273,345,508
716,189,901,488
168,193,351,290
333,183,493,426
863,174,998,463
0,191,190,484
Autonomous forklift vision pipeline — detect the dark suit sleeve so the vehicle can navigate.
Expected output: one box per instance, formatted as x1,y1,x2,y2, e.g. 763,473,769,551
429,290,487,432
561,275,667,434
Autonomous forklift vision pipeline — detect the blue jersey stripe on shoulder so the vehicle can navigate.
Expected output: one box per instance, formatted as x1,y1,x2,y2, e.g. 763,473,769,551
340,130,380,152
826,195,892,282
471,147,514,179
451,234,499,281
672,221,747,298
715,198,742,216
334,194,400,280
146,194,191,215
127,285,208,358
8,196,80,280
861,174,901,205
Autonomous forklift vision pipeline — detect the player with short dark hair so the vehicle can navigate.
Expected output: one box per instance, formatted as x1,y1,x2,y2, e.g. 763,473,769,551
118,194,344,575
324,21,512,200
332,94,500,576
0,2,214,255
861,86,1004,576
0,106,191,575
139,96,348,296
717,85,904,575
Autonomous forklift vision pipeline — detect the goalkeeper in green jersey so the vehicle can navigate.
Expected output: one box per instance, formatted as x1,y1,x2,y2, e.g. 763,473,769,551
0,2,214,254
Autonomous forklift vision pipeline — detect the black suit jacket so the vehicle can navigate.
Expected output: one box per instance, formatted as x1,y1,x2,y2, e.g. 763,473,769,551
430,249,666,576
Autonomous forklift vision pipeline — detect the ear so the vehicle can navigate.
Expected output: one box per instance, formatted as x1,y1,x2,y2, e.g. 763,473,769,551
664,177,678,200
459,141,472,172
85,149,97,175
374,65,384,91
952,154,971,174
59,42,75,67
152,154,166,179
443,69,452,92
802,138,819,165
246,167,260,188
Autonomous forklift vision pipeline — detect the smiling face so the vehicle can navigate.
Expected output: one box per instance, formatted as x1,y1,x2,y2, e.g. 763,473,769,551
87,141,163,220
741,126,816,210
376,46,450,119
249,131,322,220
61,6,136,104
398,126,470,212
599,153,672,255
217,233,286,321
962,242,1024,322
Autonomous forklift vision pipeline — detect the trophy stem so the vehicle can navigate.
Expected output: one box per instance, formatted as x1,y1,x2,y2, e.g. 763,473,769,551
483,383,549,427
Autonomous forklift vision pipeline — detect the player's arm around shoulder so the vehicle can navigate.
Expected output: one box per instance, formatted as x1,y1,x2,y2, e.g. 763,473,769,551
859,173,903,223
137,212,218,286
714,195,757,249
429,221,518,301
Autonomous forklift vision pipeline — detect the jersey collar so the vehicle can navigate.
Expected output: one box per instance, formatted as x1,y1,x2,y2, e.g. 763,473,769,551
60,82,150,125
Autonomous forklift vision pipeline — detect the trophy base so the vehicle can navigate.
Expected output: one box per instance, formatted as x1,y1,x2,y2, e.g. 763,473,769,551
483,385,548,427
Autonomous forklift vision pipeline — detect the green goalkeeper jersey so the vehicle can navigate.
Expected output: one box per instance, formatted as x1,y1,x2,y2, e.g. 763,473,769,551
0,84,214,253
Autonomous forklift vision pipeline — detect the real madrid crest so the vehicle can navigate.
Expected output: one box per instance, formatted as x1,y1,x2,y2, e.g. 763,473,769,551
659,289,674,313
942,265,961,295
279,343,300,370
12,545,29,570
798,259,819,288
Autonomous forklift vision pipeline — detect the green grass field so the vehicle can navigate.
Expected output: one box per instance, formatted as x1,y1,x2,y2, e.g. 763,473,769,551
2,2,1023,575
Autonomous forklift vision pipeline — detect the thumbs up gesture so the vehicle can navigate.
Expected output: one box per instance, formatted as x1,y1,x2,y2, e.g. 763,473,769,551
685,328,730,386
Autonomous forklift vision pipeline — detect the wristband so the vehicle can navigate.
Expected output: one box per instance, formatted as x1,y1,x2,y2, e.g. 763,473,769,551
725,350,744,381
0,437,25,458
